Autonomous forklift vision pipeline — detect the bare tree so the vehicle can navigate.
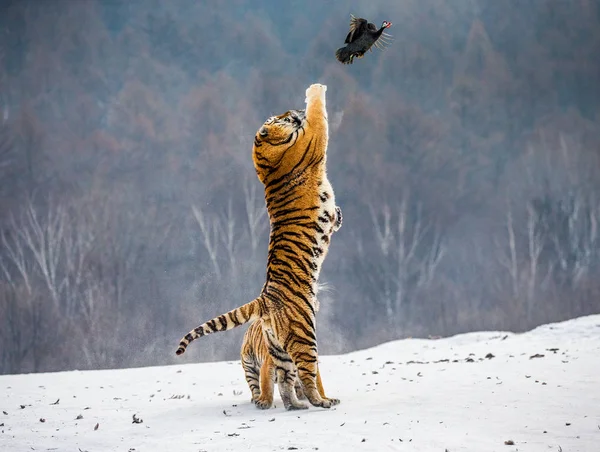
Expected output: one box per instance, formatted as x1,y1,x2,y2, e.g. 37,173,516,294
495,198,520,300
220,198,237,271
243,176,268,254
358,191,445,328
525,202,543,322
0,274,38,371
191,203,222,277
0,216,61,372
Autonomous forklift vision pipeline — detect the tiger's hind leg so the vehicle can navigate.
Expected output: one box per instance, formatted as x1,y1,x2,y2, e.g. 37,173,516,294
287,336,340,409
253,356,276,409
294,378,306,400
264,330,307,410
241,352,261,403
316,367,339,405
275,365,308,410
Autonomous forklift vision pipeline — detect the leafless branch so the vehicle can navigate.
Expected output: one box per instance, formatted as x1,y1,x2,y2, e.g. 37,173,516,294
367,192,445,323
191,204,221,277
221,198,237,270
243,177,268,253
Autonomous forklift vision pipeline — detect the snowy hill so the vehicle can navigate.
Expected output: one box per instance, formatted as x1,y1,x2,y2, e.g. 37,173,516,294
2,315,599,452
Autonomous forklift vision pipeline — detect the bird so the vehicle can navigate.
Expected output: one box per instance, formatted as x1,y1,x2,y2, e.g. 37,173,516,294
335,15,393,65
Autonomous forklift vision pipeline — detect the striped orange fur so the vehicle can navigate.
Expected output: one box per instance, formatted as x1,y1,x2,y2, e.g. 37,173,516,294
241,209,341,410
176,83,341,409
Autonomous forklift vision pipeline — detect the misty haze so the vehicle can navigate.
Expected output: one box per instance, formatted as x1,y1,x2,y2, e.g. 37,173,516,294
1,0,600,378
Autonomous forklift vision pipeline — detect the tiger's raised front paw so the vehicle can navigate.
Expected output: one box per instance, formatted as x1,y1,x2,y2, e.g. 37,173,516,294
305,83,327,103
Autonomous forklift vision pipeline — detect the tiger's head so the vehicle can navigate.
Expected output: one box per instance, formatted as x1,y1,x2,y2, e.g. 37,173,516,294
252,109,306,183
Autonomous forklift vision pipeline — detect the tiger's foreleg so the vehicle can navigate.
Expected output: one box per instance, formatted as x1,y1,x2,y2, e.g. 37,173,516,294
305,83,328,134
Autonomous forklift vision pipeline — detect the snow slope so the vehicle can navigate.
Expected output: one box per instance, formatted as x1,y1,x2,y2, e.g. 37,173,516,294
2,315,599,452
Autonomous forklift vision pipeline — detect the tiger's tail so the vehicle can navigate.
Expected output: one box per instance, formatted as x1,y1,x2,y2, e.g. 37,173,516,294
175,297,262,356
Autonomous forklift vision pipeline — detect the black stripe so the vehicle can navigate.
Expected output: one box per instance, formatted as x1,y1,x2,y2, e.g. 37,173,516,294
272,214,315,226
228,311,241,326
291,319,317,341
272,283,315,317
272,206,302,219
264,130,296,147
270,255,311,279
267,138,312,189
270,267,306,288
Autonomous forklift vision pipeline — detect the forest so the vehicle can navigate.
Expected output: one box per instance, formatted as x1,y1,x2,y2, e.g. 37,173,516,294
1,0,599,375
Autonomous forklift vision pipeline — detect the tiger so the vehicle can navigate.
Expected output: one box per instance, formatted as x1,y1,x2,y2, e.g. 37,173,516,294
176,83,341,409
241,209,342,410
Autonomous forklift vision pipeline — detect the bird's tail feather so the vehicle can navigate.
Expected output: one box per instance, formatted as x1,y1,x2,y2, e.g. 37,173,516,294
335,46,354,64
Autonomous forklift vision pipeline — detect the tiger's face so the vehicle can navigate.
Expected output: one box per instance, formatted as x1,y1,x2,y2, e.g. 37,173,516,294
253,109,306,182
257,109,306,144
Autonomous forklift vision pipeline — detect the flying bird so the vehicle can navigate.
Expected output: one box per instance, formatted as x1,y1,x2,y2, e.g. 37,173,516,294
335,15,393,65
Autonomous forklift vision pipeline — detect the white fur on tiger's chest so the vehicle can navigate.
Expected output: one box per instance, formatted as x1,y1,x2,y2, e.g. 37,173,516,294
310,177,336,288
319,177,336,222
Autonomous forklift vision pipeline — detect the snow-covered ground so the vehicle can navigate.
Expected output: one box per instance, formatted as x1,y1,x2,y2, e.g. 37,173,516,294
2,315,599,452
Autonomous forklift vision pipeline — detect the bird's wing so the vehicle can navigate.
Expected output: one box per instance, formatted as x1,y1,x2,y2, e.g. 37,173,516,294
344,14,368,44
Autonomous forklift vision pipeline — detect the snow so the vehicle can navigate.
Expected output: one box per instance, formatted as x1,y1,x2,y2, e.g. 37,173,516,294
2,315,599,452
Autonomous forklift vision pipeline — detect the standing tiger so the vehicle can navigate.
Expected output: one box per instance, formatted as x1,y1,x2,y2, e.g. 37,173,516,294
176,83,341,409
241,208,342,410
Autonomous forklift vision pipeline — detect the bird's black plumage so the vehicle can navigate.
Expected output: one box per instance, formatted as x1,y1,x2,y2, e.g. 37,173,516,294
335,15,393,65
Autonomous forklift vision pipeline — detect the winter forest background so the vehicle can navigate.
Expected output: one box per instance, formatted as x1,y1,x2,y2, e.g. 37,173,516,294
1,0,600,375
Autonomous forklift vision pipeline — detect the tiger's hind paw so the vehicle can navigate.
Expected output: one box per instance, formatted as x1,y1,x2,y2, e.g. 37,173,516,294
316,397,340,409
295,387,307,400
284,402,309,411
254,397,273,410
